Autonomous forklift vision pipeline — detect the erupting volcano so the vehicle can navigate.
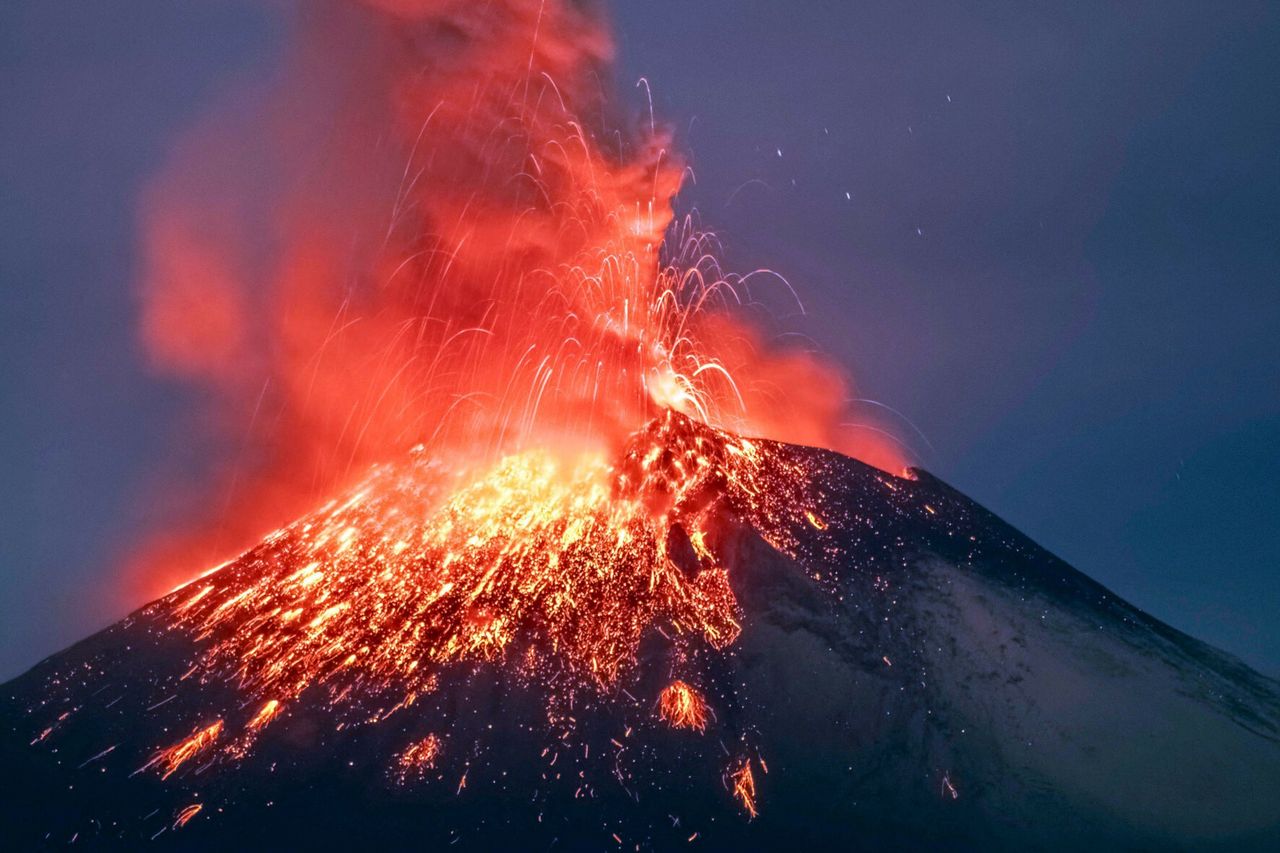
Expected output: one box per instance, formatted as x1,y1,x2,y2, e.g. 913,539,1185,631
3,0,1279,850
6,411,1280,848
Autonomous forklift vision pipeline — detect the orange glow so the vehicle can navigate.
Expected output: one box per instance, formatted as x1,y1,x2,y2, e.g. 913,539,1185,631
160,416,747,722
658,680,710,732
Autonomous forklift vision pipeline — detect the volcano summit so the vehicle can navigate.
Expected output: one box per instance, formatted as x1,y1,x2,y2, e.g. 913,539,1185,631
3,413,1278,850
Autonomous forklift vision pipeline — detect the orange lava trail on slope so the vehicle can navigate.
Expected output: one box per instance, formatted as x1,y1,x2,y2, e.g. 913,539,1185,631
137,720,224,780
172,804,202,830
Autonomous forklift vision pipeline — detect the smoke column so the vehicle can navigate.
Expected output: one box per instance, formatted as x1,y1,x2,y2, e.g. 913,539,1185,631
129,0,905,596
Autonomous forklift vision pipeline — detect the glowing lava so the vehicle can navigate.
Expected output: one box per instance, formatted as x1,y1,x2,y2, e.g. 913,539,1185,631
138,720,224,781
729,759,759,820
135,410,828,818
394,733,443,783
172,804,202,830
162,424,747,713
658,680,710,732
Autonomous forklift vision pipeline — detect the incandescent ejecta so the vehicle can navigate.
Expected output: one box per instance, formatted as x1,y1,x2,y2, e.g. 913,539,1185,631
3,1,1278,850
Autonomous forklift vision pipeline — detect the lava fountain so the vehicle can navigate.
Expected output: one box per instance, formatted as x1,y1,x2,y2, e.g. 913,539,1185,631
129,0,905,596
114,0,908,827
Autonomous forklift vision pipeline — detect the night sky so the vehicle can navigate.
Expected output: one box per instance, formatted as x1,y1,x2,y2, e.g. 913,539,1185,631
2,0,1277,680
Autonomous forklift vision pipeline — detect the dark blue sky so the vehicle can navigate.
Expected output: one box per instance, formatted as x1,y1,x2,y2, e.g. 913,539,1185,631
2,0,1277,679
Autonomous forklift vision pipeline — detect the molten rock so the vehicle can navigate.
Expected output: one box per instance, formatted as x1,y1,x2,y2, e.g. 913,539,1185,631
2,415,1279,849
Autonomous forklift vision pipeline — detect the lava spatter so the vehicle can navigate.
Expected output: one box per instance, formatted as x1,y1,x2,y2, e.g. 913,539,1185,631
97,412,813,823
658,681,710,732
161,416,752,718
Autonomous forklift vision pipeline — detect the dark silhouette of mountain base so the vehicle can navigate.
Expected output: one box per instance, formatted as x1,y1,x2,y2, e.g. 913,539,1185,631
3,416,1278,850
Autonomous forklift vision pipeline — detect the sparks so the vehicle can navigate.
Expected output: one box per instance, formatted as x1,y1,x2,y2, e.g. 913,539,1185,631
730,759,759,819
395,733,443,783
247,700,281,732
173,804,202,829
658,680,710,732
138,720,223,780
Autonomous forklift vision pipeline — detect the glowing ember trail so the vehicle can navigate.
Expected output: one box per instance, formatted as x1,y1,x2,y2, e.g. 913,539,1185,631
658,680,710,732
395,733,443,783
246,700,280,731
729,759,760,819
137,720,224,780
172,804,202,830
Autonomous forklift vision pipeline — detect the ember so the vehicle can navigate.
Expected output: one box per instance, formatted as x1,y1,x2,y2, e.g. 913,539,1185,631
658,680,710,732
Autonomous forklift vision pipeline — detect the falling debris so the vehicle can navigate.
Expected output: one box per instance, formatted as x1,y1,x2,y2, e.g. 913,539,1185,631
730,759,759,819
659,681,711,732
137,721,223,780
173,804,202,830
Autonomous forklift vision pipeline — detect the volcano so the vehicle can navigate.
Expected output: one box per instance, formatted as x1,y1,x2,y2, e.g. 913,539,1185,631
2,413,1278,850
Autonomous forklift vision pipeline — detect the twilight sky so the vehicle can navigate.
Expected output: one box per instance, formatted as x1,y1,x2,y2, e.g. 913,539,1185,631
1,0,1277,679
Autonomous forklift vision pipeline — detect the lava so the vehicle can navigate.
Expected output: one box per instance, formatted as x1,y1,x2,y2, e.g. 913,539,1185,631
161,415,754,716
172,804,202,830
246,700,280,731
138,720,224,780
658,680,710,732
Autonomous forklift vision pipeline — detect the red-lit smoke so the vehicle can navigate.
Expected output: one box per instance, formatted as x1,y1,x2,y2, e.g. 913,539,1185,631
128,0,904,597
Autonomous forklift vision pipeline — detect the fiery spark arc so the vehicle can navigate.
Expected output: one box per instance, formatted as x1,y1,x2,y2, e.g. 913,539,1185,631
658,680,711,732
173,804,202,830
137,720,224,780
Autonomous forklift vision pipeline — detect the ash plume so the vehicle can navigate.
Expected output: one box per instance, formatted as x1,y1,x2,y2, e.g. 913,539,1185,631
128,0,904,598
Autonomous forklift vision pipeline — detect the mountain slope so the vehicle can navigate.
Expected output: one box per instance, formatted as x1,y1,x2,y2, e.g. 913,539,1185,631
3,415,1278,849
